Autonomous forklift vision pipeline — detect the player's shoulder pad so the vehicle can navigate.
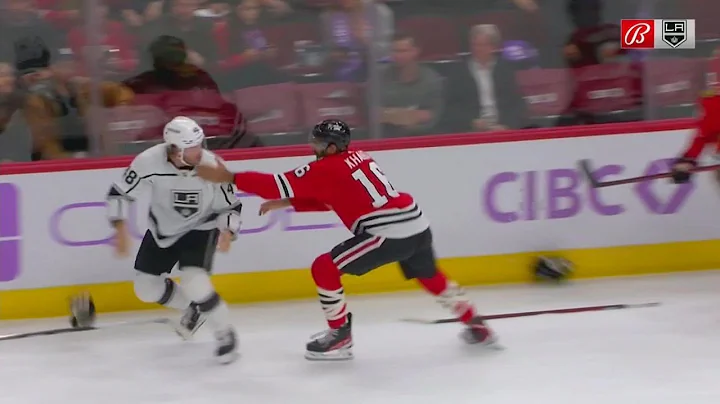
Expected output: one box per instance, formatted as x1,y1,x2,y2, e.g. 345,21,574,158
130,143,166,171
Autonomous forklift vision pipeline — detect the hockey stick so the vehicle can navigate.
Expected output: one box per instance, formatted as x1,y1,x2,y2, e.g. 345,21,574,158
578,159,720,188
400,302,661,324
0,317,170,342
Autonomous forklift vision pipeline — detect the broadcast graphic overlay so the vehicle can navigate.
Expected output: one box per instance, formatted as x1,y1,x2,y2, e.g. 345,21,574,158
621,19,696,50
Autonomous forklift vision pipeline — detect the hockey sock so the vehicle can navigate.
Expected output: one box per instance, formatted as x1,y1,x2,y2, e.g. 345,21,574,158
311,253,348,329
134,272,191,310
417,271,475,324
181,267,231,331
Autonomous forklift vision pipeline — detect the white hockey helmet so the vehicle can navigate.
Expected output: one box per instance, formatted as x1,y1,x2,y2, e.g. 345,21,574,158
163,116,205,149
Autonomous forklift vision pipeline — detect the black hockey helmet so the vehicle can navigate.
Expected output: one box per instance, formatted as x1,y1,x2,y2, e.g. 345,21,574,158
310,119,351,151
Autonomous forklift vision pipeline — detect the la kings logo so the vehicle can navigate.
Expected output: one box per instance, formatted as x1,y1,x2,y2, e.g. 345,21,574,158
172,190,201,218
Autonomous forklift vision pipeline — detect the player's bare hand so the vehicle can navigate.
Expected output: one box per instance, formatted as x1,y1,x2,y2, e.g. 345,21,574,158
259,199,292,215
196,162,234,183
217,230,233,253
473,119,489,131
113,222,131,258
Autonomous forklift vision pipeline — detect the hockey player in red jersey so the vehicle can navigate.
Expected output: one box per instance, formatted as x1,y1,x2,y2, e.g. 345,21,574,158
671,89,720,183
196,119,498,360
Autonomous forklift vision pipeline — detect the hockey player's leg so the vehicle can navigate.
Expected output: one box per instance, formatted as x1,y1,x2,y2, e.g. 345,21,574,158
306,253,353,361
180,267,238,364
133,272,192,309
171,229,238,364
133,230,196,319
418,273,499,347
399,231,499,347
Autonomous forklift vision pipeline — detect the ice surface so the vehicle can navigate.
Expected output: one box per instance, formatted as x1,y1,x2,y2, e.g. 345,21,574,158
2,271,720,404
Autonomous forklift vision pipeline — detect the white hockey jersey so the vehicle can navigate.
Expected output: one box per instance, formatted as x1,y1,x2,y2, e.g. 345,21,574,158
106,144,242,248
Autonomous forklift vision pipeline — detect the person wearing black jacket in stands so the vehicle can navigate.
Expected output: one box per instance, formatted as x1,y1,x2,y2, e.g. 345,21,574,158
443,24,527,133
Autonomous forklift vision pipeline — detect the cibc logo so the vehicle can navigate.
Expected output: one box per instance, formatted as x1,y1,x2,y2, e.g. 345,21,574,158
482,159,694,223
0,183,20,281
49,192,342,247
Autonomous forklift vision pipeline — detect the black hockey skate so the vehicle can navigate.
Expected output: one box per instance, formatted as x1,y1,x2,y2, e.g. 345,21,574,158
305,313,353,361
174,303,206,340
461,316,502,349
215,327,239,365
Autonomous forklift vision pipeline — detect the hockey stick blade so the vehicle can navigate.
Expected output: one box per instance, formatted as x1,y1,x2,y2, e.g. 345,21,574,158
578,160,720,188
400,302,661,324
0,317,170,342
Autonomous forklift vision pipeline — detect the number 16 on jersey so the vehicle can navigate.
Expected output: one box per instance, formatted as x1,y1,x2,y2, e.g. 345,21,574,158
352,161,399,208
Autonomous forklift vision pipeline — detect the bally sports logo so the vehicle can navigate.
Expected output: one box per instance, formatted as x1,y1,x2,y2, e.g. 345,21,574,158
621,19,696,50
0,183,20,282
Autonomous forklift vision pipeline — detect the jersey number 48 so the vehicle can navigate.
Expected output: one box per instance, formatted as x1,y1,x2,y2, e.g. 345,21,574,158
352,161,399,208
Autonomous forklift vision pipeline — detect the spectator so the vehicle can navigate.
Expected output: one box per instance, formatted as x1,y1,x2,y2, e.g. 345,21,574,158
0,61,30,162
563,0,624,68
124,35,220,93
0,0,65,63
141,0,219,69
218,0,284,89
104,0,150,28
0,36,133,160
259,0,292,17
321,0,393,57
319,0,394,81
123,35,262,148
144,0,291,20
67,2,139,79
37,0,79,31
380,33,443,138
443,24,527,133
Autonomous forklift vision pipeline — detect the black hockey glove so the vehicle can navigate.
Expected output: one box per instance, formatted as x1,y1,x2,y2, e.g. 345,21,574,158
670,157,697,184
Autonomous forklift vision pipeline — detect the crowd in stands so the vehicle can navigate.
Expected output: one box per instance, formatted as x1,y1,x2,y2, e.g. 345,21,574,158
0,0,718,162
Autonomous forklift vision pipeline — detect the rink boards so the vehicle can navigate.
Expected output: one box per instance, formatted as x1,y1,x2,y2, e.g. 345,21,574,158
2,119,720,319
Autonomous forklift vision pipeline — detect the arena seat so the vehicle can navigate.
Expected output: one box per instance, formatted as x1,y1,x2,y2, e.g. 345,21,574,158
235,83,301,135
296,82,366,131
516,68,572,119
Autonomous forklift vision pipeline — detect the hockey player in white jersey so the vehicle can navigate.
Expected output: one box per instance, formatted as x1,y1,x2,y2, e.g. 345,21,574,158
106,116,241,364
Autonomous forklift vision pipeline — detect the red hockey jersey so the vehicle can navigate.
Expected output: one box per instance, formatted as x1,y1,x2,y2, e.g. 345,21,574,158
233,150,430,238
681,90,720,159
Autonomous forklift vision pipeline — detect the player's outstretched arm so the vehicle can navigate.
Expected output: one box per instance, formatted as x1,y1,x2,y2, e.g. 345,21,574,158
259,198,330,216
681,93,719,160
197,159,325,201
106,155,151,257
196,160,234,183
212,181,243,245
671,94,718,184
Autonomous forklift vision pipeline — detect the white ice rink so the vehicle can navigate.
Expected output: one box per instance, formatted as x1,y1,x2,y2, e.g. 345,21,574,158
2,271,720,404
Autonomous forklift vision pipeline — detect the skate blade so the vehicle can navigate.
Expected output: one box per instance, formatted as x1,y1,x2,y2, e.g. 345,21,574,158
304,348,354,361
216,351,239,365
172,318,207,341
